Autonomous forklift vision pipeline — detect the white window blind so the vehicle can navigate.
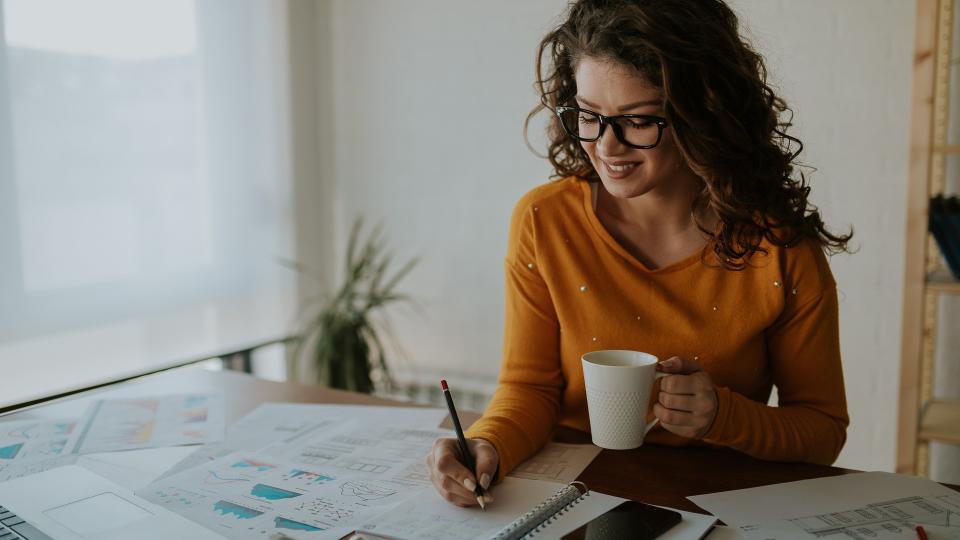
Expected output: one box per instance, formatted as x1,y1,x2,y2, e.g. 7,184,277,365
0,0,297,408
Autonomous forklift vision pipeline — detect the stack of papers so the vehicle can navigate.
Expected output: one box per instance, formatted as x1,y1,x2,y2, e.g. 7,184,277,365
0,393,225,482
690,472,960,540
1,398,718,539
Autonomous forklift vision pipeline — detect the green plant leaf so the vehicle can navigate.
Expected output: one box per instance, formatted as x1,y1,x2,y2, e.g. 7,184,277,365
288,217,416,394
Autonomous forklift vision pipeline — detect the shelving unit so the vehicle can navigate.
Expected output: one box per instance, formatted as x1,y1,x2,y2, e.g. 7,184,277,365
897,0,960,476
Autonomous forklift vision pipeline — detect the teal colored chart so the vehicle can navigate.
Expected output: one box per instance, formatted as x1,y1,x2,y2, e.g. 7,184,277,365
231,458,276,472
183,395,208,408
274,517,323,532
286,469,335,484
213,500,263,520
0,443,23,459
250,484,301,501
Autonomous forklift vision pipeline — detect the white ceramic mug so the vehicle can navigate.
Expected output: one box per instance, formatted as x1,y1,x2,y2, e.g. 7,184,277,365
581,350,667,450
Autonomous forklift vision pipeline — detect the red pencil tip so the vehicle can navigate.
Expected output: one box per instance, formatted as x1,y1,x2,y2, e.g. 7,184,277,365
440,379,448,391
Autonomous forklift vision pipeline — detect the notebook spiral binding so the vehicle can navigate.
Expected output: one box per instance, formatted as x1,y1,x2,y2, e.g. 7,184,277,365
492,481,590,540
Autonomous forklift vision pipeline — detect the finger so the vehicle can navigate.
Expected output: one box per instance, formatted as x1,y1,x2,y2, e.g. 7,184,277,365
659,374,700,394
428,447,454,500
653,402,698,427
428,441,480,507
440,474,481,505
470,439,500,491
658,392,713,414
657,356,702,375
658,392,694,412
437,461,480,500
431,440,484,503
434,439,478,484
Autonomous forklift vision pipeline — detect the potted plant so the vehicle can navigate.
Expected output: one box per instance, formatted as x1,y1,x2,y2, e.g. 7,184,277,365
288,219,417,393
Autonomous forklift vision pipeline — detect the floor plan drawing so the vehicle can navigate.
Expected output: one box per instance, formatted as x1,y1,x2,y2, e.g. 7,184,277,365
739,494,960,540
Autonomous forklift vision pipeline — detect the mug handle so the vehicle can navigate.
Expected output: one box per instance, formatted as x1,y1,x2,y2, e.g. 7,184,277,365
644,372,668,436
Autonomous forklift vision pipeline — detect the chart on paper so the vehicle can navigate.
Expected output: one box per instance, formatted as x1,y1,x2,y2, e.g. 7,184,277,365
0,418,79,482
70,394,226,454
0,419,75,462
261,423,450,489
139,451,408,539
157,416,347,482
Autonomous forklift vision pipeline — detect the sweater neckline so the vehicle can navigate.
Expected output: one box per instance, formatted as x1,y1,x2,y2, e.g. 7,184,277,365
578,179,705,274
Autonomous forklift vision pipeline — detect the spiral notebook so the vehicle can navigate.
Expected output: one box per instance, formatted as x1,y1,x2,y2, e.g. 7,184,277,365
493,486,718,540
357,477,627,540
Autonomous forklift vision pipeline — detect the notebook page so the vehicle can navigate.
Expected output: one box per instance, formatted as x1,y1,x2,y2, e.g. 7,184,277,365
359,477,572,539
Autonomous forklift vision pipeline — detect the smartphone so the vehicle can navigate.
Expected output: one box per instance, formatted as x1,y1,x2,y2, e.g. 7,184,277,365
560,500,682,540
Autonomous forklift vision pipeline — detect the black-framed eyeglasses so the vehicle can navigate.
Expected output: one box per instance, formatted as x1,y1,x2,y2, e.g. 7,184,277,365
555,106,668,149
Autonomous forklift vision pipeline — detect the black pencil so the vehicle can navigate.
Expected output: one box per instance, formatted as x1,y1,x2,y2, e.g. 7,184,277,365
440,379,486,509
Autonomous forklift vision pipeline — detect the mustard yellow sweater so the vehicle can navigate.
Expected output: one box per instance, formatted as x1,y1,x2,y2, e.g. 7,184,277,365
465,178,849,480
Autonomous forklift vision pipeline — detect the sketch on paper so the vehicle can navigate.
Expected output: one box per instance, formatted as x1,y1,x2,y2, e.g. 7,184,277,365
739,494,960,540
508,442,602,484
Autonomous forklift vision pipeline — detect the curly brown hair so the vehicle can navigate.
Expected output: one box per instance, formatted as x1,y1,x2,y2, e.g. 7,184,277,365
526,0,852,267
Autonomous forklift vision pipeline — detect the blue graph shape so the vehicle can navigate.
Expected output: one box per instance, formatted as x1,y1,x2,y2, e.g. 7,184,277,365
251,484,301,501
287,469,335,484
0,443,23,459
213,500,263,520
274,517,323,532
183,395,208,408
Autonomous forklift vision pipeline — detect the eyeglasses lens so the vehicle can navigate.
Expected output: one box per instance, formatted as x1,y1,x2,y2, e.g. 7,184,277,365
559,109,660,147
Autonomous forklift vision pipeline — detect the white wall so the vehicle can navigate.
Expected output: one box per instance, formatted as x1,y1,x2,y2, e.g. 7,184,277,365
322,0,917,473
327,0,559,395
727,1,916,472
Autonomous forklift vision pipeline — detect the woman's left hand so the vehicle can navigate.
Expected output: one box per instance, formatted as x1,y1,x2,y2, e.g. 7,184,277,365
653,356,718,439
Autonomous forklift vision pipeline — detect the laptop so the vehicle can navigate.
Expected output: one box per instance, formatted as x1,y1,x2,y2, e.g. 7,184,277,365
0,465,223,539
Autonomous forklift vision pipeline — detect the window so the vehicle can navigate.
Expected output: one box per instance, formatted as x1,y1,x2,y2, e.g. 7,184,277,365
0,0,296,407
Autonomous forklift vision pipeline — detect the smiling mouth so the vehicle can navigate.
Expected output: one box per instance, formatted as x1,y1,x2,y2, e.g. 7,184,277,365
601,160,641,176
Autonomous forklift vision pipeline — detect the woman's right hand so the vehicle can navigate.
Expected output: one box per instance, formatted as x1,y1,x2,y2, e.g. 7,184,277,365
426,437,499,507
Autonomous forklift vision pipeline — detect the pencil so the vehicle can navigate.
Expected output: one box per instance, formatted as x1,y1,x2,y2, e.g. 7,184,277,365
440,379,486,510
916,526,928,540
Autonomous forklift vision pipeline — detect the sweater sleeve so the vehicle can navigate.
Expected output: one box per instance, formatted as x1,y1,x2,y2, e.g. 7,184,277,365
464,199,563,481
702,267,849,464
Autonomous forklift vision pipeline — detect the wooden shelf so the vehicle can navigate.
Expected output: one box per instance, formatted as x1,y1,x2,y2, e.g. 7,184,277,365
898,0,958,476
918,400,960,444
926,273,960,293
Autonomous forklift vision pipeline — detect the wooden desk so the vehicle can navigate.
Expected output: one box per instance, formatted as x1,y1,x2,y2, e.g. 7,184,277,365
3,365,956,516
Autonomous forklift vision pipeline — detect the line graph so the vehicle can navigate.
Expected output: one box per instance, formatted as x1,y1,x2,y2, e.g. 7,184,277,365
203,470,250,485
339,481,397,502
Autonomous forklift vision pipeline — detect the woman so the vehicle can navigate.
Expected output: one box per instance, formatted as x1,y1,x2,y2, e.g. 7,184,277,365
428,0,851,507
